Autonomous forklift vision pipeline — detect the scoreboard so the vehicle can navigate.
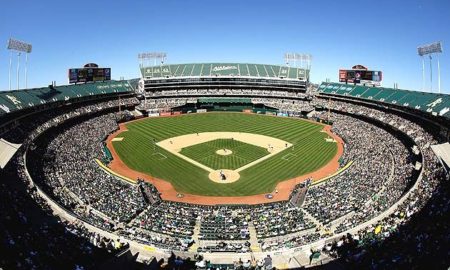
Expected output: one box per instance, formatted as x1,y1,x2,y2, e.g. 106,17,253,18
69,68,111,84
339,69,382,84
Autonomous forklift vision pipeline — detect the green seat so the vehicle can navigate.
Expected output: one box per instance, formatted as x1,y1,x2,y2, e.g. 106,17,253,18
373,88,397,102
335,84,354,95
426,95,450,116
173,64,185,76
182,64,195,76
191,64,202,76
0,95,22,112
201,64,212,76
238,64,249,76
288,67,298,79
7,90,42,108
348,85,369,97
385,90,408,104
405,92,436,110
320,83,335,94
360,87,381,99
265,65,277,77
256,64,268,77
279,66,289,78
271,65,281,78
247,64,258,77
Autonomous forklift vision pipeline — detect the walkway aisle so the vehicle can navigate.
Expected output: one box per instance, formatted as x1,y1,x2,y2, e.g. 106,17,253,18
188,219,201,252
248,224,261,252
301,209,324,230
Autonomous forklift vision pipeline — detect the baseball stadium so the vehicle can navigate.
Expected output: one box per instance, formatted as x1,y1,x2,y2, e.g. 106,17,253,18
1,2,450,270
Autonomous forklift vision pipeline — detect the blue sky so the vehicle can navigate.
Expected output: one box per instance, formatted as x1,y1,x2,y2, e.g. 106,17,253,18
0,0,449,93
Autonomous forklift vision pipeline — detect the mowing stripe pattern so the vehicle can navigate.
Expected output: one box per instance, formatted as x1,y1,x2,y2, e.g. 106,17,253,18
112,113,337,196
180,139,269,170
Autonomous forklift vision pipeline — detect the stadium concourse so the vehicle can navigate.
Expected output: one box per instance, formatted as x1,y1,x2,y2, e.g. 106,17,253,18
0,65,449,269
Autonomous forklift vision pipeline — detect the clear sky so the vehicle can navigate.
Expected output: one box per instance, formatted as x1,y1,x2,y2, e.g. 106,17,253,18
0,0,449,93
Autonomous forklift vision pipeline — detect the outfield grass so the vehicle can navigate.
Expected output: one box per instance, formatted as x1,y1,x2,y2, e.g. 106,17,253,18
180,138,269,170
112,112,337,196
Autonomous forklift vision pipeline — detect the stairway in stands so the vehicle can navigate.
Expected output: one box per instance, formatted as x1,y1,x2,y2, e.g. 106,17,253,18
248,224,261,252
188,219,201,252
301,209,324,230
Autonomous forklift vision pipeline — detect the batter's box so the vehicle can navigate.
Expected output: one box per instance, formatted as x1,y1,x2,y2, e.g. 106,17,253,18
152,152,167,160
282,153,297,161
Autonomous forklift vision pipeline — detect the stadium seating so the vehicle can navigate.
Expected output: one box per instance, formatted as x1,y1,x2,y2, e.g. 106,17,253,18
318,82,450,118
0,80,135,114
1,75,449,269
141,63,309,80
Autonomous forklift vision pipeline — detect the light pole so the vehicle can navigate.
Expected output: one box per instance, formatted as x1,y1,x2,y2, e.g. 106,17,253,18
418,41,443,93
284,52,312,81
7,38,32,90
138,52,167,78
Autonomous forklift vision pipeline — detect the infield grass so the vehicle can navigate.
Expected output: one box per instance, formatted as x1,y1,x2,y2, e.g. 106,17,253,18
180,139,269,170
112,112,337,196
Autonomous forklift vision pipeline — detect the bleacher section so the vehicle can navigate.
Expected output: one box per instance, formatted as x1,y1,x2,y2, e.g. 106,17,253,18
141,63,309,80
0,80,135,115
318,82,450,119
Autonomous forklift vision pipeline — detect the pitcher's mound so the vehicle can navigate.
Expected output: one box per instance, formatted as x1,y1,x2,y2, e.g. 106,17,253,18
216,149,232,156
209,169,240,183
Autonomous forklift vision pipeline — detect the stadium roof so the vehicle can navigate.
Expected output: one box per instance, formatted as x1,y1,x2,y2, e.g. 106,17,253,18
318,82,450,119
0,138,21,169
0,80,135,115
431,143,450,170
140,63,309,80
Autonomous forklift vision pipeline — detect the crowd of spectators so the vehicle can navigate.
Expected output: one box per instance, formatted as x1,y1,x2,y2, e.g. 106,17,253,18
1,97,139,145
29,112,147,226
199,207,250,240
133,201,198,238
251,98,313,112
22,96,445,257
302,112,412,227
145,88,306,99
311,96,449,268
259,232,322,252
0,143,129,270
0,87,448,269
136,88,311,112
197,241,252,253
250,202,314,238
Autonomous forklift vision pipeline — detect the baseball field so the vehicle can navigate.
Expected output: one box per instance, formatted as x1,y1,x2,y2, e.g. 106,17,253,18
111,112,337,196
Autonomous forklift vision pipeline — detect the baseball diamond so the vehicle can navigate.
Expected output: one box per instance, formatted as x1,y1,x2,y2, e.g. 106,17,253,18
110,112,338,196
179,138,270,170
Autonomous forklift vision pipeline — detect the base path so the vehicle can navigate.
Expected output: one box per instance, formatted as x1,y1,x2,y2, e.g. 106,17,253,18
105,118,344,205
157,132,291,174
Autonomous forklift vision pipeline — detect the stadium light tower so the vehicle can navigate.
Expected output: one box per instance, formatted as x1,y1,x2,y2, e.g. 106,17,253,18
284,53,312,69
138,52,167,68
284,53,312,81
7,38,32,90
418,41,443,93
